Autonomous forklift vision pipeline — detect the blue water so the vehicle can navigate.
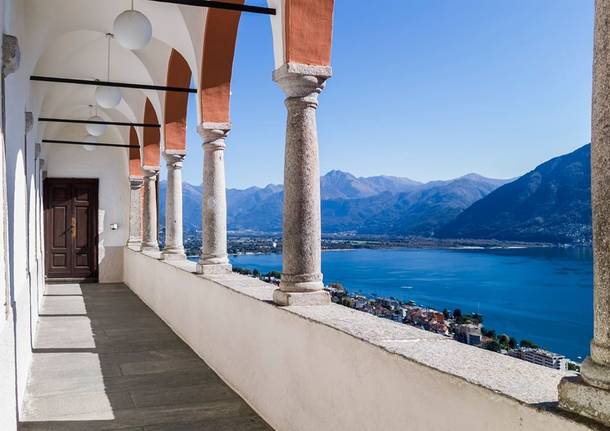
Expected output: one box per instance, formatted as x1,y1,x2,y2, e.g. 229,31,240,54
229,247,593,361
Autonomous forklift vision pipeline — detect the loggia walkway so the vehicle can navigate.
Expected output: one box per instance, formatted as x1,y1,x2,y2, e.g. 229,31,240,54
18,282,271,431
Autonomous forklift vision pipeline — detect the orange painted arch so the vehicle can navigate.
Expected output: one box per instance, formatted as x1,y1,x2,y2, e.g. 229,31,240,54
165,49,191,152
284,0,334,66
128,126,144,177
143,98,160,169
197,0,334,124
199,0,244,124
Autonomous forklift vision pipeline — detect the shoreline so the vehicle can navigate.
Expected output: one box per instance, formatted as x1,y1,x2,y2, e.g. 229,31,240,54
220,232,590,255
221,243,591,257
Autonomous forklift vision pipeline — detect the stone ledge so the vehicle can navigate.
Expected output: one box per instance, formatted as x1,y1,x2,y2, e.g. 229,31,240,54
127,248,595,430
196,268,573,406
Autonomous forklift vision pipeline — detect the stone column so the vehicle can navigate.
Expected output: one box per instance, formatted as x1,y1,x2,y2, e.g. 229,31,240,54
127,176,143,250
2,34,20,77
272,63,332,306
559,0,610,426
162,153,186,260
196,125,231,274
141,169,159,254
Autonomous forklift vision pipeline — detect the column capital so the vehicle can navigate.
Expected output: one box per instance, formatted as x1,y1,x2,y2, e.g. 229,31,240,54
273,63,332,105
2,34,20,77
142,168,158,178
197,124,230,147
163,152,185,168
129,176,144,189
25,112,33,134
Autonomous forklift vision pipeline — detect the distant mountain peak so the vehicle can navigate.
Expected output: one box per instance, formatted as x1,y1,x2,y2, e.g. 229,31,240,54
323,169,357,180
459,173,487,180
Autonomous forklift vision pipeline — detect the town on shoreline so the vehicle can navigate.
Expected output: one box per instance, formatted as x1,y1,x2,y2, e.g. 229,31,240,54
232,265,580,373
176,231,562,258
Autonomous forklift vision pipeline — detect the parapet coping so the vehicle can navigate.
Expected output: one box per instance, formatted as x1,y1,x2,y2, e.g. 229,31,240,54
135,249,593,429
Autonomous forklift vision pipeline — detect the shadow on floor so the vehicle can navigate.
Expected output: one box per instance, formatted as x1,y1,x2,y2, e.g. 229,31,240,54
18,282,272,431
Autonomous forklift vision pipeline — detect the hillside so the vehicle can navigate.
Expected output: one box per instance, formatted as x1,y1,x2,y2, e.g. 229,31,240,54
437,145,592,243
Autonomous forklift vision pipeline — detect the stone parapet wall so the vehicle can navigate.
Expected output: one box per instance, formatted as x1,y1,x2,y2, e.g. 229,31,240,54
124,248,595,431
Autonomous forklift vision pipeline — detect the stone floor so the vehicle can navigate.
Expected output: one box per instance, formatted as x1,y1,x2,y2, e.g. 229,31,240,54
19,282,272,431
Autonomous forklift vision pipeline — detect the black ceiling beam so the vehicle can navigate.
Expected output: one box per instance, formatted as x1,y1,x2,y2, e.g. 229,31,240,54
42,139,139,149
30,75,197,93
39,117,160,128
149,0,275,15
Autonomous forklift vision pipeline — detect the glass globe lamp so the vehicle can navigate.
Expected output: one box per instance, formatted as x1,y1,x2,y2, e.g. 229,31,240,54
86,115,107,136
95,86,122,109
82,135,97,152
113,9,152,50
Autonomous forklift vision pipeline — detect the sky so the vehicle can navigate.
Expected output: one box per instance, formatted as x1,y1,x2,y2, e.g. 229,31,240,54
166,0,595,189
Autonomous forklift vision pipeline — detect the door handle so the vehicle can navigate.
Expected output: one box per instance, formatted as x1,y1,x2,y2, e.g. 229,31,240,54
71,216,76,240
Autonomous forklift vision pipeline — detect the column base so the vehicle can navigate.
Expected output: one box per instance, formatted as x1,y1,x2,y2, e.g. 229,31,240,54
581,356,610,390
161,250,186,261
273,289,330,306
279,274,324,293
559,374,610,427
126,241,142,252
197,262,232,275
141,245,161,259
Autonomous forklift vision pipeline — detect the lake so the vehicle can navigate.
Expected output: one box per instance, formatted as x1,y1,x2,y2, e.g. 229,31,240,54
228,247,593,361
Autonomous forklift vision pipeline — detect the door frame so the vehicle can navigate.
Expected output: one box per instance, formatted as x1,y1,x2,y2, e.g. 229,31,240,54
43,177,99,281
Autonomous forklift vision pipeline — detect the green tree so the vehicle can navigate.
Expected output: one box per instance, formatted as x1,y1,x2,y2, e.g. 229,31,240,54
252,269,260,277
483,340,501,352
471,313,484,325
508,337,518,349
233,267,253,276
498,334,510,348
443,308,450,320
567,362,580,372
482,328,496,339
520,339,539,349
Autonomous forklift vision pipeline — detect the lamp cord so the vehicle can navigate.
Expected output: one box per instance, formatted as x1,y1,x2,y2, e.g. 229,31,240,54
106,34,111,81
131,0,134,11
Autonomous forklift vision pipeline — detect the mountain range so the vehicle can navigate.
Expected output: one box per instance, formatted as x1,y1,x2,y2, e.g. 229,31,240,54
160,171,509,236
438,144,591,243
159,144,593,244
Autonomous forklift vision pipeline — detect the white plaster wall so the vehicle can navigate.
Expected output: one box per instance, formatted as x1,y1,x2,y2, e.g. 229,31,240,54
124,249,593,431
46,145,128,283
0,321,16,431
0,0,18,428
0,1,204,429
0,0,45,428
4,4,35,424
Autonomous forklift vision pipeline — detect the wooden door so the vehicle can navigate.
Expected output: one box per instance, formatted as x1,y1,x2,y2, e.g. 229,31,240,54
44,178,98,280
